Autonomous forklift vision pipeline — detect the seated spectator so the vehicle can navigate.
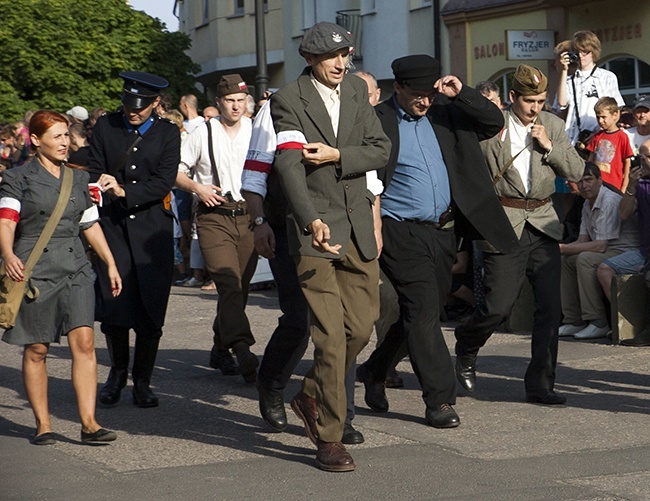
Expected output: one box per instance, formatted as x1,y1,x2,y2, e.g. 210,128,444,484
559,163,640,340
625,96,650,155
597,138,650,306
587,97,634,192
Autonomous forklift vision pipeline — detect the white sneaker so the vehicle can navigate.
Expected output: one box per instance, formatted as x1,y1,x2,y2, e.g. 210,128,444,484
559,323,586,337
573,323,609,340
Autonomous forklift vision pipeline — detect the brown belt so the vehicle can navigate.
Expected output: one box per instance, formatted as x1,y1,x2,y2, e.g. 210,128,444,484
498,196,550,211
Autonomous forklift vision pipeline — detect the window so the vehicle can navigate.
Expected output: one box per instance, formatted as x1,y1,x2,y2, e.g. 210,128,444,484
602,56,650,105
234,0,245,16
202,0,209,23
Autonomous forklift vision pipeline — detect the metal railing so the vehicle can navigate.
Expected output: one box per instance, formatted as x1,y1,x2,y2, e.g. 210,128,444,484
336,9,362,61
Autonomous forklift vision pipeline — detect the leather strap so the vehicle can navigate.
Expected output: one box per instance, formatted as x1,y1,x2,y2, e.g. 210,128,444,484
205,120,221,187
22,165,74,278
498,196,550,211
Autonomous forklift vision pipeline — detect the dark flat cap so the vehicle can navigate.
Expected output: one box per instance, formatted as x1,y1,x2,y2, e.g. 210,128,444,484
120,71,169,109
216,74,249,97
633,95,650,111
511,64,547,96
299,22,354,57
391,55,441,91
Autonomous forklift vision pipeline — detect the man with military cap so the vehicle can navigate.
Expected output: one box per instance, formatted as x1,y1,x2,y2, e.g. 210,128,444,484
270,21,390,472
175,74,258,383
88,71,180,408
455,64,584,404
356,54,518,429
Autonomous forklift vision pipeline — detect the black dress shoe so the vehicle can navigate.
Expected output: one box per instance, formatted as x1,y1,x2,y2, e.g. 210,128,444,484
385,368,404,389
236,350,259,384
425,403,460,428
132,383,159,408
209,349,240,376
356,364,389,412
455,353,477,393
342,423,364,445
81,428,117,443
258,384,287,431
33,432,56,446
526,390,567,405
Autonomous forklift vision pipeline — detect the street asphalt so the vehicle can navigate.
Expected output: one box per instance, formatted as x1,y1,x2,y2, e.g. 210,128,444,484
2,285,650,500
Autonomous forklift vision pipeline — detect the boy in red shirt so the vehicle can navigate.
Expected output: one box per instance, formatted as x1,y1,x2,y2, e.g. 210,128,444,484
588,96,634,192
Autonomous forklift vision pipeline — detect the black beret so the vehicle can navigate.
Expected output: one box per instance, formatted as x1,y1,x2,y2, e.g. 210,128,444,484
299,22,354,57
391,55,441,90
120,71,169,109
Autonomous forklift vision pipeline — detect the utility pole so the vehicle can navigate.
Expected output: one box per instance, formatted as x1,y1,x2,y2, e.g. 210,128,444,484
254,0,269,101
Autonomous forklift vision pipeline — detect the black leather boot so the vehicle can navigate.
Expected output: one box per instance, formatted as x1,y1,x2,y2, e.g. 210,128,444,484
99,329,130,405
132,336,160,408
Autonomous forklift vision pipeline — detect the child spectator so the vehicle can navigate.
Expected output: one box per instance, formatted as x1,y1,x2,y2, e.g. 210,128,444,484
587,97,634,192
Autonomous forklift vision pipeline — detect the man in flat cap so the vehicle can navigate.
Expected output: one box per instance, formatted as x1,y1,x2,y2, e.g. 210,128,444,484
455,64,584,404
88,71,180,408
356,54,518,429
175,74,258,383
270,21,390,472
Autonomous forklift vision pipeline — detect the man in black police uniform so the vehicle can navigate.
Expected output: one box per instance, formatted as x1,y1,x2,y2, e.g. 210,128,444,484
89,71,180,408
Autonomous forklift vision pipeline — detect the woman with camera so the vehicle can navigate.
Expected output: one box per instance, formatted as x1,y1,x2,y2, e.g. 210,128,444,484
0,110,122,445
555,30,624,146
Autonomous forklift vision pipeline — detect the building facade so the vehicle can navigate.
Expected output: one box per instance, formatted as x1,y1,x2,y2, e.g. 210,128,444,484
442,0,650,105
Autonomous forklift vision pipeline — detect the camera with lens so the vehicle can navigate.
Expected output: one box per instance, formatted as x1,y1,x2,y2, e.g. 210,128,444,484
567,51,580,64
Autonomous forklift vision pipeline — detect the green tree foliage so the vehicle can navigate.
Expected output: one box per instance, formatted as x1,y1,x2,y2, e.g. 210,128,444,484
0,0,200,122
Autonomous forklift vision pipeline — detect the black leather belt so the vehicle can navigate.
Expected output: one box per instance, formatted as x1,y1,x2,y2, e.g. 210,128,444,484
200,205,248,217
403,218,455,230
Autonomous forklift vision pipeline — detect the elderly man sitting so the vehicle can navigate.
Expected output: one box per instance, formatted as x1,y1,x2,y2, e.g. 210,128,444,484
559,163,640,340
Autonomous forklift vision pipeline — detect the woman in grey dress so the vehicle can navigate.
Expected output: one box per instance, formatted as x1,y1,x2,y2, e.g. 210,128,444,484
0,110,122,445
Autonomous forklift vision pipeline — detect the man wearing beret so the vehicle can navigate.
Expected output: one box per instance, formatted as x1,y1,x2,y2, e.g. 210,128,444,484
356,55,518,428
270,22,390,472
455,64,584,404
175,74,258,383
89,71,180,408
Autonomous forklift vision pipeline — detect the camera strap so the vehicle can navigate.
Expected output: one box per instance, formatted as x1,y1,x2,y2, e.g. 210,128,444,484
570,65,598,132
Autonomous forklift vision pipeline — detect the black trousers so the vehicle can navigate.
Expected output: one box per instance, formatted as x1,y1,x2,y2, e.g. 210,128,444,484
363,217,457,409
257,223,357,423
455,224,561,393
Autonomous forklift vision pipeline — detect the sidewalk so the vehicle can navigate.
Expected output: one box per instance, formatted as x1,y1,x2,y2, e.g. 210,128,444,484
2,286,650,500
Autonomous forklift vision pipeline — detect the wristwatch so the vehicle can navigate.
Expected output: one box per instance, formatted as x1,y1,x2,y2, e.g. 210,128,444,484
251,216,267,229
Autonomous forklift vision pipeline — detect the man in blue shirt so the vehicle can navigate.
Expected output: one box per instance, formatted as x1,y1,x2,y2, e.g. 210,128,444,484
357,55,517,428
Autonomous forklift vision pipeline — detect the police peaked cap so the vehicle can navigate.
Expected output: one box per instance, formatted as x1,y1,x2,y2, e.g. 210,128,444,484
120,71,169,109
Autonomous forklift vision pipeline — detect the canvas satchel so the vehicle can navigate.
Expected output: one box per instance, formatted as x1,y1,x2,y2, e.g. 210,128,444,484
0,165,73,329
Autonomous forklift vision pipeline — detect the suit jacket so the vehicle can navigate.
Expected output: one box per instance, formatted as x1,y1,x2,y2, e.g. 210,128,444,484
271,69,391,260
482,109,584,242
88,112,180,328
376,86,518,254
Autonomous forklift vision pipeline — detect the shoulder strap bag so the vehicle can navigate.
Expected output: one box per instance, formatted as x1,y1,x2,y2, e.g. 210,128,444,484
0,165,74,329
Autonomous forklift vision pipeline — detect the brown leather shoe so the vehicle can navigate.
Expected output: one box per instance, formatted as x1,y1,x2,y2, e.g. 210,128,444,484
316,441,356,472
291,391,319,444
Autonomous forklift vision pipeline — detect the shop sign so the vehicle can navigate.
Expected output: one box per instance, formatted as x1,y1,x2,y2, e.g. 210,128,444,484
506,30,555,60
